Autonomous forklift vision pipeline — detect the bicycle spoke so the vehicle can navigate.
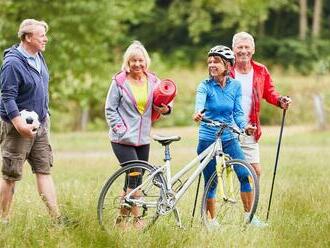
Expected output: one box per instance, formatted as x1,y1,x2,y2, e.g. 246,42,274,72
201,159,259,229
97,162,165,232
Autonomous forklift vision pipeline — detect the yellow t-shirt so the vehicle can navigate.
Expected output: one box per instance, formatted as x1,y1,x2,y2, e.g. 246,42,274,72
129,80,148,114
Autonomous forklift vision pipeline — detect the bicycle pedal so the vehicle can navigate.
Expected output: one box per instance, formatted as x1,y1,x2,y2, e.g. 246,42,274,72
122,200,133,209
223,197,237,203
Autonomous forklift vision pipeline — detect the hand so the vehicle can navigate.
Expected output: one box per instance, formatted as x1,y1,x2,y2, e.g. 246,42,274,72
244,124,257,136
279,96,292,110
192,111,204,122
153,103,169,114
113,123,127,135
11,116,37,139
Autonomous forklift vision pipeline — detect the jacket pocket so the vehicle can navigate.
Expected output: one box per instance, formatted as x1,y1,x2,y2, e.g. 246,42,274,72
112,123,127,137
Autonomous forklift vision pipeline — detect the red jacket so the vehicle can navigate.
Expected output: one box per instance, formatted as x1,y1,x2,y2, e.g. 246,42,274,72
230,60,281,141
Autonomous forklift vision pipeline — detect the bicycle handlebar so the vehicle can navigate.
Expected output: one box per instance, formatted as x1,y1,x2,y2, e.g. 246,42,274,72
201,117,244,135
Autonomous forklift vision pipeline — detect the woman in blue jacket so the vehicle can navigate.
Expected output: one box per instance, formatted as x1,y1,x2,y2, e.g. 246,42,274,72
193,45,256,228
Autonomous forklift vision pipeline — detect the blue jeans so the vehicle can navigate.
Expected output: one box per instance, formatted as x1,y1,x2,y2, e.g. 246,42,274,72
197,138,252,199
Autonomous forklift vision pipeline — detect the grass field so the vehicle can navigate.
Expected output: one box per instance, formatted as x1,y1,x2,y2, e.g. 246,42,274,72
0,125,329,247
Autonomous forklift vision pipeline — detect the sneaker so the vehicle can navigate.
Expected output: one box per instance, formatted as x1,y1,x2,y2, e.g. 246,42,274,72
223,197,237,204
245,213,268,228
207,218,220,230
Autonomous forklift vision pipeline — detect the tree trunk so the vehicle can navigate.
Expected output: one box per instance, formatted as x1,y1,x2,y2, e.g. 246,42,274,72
312,0,323,38
258,20,265,37
80,107,89,131
299,0,308,40
313,94,327,130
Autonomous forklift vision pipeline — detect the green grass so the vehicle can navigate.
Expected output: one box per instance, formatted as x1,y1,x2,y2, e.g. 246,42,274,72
1,126,329,247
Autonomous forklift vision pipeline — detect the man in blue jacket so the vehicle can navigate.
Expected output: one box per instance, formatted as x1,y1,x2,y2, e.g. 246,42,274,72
0,19,61,224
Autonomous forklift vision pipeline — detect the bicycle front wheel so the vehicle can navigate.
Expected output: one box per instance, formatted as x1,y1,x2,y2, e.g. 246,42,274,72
97,161,166,232
201,159,259,229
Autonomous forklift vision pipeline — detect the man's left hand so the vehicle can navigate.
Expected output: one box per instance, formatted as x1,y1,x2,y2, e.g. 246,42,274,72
279,96,292,110
244,124,257,136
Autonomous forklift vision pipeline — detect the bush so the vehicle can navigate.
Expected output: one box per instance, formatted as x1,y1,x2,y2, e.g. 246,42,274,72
256,38,330,75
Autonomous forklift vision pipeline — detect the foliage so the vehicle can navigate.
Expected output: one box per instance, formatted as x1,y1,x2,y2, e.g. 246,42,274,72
256,38,330,74
0,0,330,130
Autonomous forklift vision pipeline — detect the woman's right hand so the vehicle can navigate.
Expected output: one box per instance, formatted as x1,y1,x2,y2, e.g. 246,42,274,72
192,111,204,122
113,123,127,135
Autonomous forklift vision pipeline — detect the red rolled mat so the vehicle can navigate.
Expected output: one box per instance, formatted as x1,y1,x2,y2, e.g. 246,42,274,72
152,79,177,122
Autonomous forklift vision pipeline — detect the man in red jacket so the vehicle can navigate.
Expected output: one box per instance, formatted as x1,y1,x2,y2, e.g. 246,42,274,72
230,31,291,226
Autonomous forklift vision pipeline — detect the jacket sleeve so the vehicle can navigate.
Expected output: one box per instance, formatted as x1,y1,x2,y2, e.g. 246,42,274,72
0,63,20,120
195,82,207,113
262,67,281,106
104,80,126,133
233,83,247,130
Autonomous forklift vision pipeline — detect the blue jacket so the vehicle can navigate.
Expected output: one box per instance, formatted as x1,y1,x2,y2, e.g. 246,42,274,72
0,45,49,123
195,77,247,142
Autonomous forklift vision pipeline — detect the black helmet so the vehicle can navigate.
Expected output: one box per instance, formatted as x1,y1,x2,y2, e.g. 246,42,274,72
208,45,235,66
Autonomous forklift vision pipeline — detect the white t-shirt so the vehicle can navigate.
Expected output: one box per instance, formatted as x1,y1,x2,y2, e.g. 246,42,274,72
235,69,254,121
235,69,255,143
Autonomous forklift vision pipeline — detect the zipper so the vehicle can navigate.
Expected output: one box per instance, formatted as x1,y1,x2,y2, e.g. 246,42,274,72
137,115,143,145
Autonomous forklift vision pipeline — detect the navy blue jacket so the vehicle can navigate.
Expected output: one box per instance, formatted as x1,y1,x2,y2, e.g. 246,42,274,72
0,45,49,123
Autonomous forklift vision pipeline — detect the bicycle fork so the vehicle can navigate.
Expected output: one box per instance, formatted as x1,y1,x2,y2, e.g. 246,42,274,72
215,154,236,203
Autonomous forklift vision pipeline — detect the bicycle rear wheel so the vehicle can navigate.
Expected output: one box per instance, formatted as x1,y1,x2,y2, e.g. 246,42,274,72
97,161,166,232
201,159,259,229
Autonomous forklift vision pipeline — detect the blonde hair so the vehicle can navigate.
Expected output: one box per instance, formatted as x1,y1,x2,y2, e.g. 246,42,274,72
17,19,48,41
121,41,151,72
232,32,255,49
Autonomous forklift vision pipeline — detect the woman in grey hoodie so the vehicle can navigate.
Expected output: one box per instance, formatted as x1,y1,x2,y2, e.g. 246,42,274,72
105,41,170,228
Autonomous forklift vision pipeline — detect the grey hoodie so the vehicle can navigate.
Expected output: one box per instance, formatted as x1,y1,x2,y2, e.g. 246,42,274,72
105,71,159,146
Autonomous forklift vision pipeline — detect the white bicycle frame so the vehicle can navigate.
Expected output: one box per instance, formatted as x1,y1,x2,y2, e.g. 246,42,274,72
125,135,228,210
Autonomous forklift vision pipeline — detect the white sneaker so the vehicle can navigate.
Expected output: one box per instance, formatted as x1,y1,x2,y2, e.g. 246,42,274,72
207,218,220,230
245,213,268,228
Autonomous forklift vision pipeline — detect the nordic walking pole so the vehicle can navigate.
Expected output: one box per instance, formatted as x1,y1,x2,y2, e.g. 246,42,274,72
191,173,202,226
191,108,205,226
266,109,287,221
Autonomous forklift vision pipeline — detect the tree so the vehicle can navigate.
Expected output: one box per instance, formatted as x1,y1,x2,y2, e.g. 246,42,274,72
0,0,156,130
312,0,323,38
299,0,308,40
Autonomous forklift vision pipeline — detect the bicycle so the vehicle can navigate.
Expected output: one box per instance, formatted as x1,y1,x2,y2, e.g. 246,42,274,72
97,118,259,231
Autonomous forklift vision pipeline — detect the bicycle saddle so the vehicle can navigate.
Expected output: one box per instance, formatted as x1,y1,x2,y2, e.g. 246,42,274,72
152,134,181,146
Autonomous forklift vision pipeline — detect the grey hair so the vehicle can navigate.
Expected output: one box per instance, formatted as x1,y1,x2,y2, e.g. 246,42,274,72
232,32,255,49
17,19,48,41
121,40,151,73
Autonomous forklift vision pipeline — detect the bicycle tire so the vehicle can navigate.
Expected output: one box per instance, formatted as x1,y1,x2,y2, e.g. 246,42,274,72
97,161,166,232
201,159,259,229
